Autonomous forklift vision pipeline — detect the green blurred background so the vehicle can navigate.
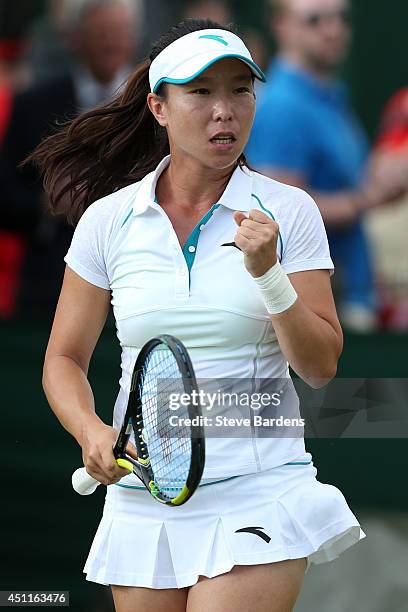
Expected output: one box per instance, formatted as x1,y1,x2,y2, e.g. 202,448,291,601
1,317,407,610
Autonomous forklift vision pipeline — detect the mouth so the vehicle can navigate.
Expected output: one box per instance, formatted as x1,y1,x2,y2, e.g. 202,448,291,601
210,132,237,149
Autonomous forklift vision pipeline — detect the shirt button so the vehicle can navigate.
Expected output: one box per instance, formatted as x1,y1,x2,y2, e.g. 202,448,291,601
188,245,196,253
199,224,205,231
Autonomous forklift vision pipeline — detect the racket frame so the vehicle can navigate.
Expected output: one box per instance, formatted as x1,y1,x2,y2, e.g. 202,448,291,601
113,334,205,506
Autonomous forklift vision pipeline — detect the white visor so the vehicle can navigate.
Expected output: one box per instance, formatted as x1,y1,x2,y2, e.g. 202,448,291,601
149,28,266,94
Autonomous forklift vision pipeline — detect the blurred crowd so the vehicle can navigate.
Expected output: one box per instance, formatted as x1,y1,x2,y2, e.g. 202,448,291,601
1,0,408,332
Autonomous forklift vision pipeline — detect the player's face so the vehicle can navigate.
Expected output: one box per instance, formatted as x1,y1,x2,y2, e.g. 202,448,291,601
278,0,352,71
159,58,256,172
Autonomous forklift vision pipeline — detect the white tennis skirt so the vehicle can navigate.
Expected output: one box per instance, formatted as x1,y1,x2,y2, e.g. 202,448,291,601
84,460,365,589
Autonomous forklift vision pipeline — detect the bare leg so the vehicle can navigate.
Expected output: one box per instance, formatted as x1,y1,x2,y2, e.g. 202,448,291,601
111,585,189,612
186,558,307,612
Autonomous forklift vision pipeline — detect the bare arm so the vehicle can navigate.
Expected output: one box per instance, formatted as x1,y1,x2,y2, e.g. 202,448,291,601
233,210,342,389
43,266,134,485
269,269,343,389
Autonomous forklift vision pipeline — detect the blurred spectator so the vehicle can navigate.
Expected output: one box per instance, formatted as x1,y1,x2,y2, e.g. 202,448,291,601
0,39,27,319
19,0,145,87
246,0,408,332
17,0,75,87
0,0,140,317
241,27,269,74
0,56,13,142
366,88,408,330
181,0,233,25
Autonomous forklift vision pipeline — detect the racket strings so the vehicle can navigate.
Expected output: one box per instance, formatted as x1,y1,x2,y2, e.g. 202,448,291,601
134,346,193,499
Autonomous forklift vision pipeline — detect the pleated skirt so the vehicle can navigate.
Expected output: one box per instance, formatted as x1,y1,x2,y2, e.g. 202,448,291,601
84,461,365,589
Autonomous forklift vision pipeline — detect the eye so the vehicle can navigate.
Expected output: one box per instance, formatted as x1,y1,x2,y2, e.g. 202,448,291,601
235,86,252,94
190,88,210,94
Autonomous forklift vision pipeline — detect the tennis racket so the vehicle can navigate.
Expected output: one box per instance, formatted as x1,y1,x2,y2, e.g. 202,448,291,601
72,335,205,506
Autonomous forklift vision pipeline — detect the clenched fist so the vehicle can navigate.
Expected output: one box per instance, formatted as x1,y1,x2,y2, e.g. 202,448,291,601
234,209,279,278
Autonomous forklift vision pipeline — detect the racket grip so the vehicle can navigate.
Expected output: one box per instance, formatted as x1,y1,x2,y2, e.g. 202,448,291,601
72,459,133,495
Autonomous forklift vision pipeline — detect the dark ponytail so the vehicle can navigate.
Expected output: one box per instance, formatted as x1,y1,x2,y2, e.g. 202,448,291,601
25,18,250,225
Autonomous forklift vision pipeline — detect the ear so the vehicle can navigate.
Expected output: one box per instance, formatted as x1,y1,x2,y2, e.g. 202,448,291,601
147,93,168,128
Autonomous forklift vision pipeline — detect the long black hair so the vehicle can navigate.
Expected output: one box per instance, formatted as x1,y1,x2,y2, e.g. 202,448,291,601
24,19,252,225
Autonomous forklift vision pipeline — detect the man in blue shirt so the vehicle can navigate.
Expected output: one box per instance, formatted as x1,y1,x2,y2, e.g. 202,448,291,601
247,0,406,331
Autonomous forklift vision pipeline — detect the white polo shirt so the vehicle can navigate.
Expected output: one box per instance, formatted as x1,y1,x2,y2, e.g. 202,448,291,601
65,155,334,480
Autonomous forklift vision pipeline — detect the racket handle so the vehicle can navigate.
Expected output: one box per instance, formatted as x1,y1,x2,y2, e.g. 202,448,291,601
72,468,99,495
72,458,134,495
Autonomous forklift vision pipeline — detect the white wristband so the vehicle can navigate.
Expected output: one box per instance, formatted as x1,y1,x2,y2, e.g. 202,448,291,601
253,261,298,314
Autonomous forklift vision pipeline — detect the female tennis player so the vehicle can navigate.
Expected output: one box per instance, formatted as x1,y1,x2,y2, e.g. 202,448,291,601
35,18,365,612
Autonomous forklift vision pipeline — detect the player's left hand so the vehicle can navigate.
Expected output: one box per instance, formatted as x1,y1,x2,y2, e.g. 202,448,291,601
234,209,279,278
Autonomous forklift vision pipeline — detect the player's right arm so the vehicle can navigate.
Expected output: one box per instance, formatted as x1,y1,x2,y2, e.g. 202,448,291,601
42,266,132,485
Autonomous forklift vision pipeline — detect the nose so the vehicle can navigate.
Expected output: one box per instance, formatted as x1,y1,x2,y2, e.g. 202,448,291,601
212,96,233,122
